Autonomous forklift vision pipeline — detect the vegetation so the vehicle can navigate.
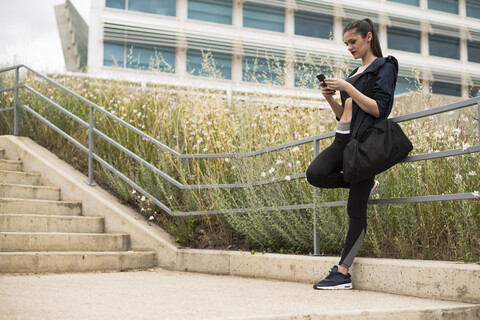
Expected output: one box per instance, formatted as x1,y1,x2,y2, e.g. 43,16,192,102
0,53,478,261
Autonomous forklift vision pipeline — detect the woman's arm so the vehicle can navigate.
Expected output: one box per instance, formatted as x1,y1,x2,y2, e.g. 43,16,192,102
324,78,380,118
321,84,344,119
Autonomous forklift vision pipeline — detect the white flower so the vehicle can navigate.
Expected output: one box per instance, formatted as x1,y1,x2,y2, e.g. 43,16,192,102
131,190,136,194
276,159,283,165
269,167,275,174
149,215,155,221
296,160,301,165
261,171,267,177
462,142,470,152
225,158,230,162
287,162,292,168
472,191,480,199
452,128,461,136
141,196,146,201
203,148,208,152
454,174,462,184
285,175,291,181
292,146,300,152
468,171,477,176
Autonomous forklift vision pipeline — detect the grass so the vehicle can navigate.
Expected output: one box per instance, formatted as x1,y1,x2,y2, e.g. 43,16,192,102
0,52,478,261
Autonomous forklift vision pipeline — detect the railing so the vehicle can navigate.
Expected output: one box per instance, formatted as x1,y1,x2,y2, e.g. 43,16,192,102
1,64,479,258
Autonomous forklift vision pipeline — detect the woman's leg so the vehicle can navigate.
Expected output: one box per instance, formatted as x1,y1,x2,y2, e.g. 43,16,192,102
338,177,375,271
306,98,353,189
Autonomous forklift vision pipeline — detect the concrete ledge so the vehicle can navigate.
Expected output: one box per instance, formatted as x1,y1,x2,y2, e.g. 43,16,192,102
1,135,479,304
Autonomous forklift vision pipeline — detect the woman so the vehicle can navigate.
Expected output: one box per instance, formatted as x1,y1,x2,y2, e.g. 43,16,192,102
306,18,398,290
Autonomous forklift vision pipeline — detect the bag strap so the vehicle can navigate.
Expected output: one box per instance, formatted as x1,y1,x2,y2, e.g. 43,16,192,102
351,68,380,139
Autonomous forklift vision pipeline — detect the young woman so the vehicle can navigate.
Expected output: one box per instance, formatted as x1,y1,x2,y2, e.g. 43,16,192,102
306,18,398,290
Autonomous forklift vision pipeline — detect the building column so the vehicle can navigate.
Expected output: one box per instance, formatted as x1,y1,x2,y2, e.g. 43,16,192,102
333,15,343,43
232,54,243,83
232,0,243,82
233,0,242,28
177,0,187,21
176,47,187,76
87,0,105,72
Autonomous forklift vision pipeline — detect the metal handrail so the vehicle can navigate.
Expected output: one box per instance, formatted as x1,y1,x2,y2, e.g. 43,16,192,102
1,64,479,257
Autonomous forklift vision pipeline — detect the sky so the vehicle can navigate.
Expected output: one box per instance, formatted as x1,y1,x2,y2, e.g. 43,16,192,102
0,0,91,73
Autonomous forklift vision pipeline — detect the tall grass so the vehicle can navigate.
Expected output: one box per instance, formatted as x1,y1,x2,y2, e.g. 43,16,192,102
0,52,478,261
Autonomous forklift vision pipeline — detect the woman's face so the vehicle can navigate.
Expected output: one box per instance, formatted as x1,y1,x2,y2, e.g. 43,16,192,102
343,30,372,60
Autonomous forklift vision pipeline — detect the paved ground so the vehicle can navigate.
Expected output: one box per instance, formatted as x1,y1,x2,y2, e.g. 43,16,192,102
1,268,478,320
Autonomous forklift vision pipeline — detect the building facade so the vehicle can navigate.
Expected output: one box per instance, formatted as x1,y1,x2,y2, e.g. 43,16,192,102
83,0,480,98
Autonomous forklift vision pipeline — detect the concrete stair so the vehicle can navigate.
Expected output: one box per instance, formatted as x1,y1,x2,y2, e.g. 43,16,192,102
0,148,156,273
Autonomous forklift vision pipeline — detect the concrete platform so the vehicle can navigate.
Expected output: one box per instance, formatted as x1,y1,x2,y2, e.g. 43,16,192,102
0,269,478,320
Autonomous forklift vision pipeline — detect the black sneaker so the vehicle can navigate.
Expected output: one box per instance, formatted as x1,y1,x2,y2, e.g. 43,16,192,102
313,266,353,290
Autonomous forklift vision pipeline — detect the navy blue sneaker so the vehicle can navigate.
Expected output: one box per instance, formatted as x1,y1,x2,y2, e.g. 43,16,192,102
313,266,353,290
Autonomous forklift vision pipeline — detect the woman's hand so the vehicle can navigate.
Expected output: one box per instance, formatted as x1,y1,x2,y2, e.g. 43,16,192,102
320,82,336,98
323,78,351,92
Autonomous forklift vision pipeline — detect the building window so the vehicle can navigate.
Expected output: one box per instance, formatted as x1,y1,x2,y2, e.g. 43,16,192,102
126,43,175,71
243,55,284,85
469,85,480,97
466,0,480,19
104,41,125,67
387,26,421,53
243,2,284,32
429,34,460,59
188,0,232,24
106,0,126,9
468,40,480,63
431,81,461,96
294,11,333,39
396,77,417,94
428,0,458,14
128,0,176,16
388,0,419,5
294,63,328,89
186,49,232,79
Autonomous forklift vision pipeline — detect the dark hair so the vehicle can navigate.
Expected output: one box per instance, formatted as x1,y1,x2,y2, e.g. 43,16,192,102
343,18,383,58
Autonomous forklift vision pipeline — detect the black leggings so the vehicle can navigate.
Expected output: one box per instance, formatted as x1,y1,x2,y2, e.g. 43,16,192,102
306,132,374,269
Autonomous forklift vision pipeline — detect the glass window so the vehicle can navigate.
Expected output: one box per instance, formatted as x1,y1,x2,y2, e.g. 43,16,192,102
243,55,284,85
429,34,460,59
104,41,125,67
468,40,480,63
188,0,232,24
387,26,421,53
294,11,333,39
431,81,461,96
294,63,328,89
243,2,284,32
466,0,480,19
395,77,418,94
126,43,175,72
106,0,126,9
128,0,176,16
469,85,480,97
186,49,232,79
428,0,458,14
388,0,419,5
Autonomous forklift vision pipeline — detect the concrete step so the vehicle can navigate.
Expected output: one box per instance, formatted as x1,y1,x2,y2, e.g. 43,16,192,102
0,214,104,233
0,159,22,171
0,183,61,200
0,170,42,186
0,198,83,216
0,232,131,252
0,251,157,273
0,148,5,159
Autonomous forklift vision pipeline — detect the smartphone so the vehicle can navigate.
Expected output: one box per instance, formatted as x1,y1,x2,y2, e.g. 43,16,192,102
316,74,326,87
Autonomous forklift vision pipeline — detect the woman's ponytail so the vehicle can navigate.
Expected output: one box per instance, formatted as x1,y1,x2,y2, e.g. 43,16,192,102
343,18,383,58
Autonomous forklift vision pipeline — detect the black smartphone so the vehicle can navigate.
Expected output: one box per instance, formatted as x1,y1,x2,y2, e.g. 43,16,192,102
316,74,326,87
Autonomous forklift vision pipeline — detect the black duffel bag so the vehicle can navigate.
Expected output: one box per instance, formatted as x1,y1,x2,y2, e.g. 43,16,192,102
343,116,413,183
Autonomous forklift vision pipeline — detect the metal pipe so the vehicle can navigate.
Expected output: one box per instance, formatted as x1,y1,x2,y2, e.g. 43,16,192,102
87,105,94,185
312,138,321,256
0,107,15,112
13,67,19,136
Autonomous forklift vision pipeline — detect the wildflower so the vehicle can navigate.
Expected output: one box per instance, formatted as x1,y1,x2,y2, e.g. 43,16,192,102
285,175,291,181
131,190,136,194
225,158,230,163
296,160,301,165
472,191,480,199
149,215,155,221
287,162,292,168
292,146,300,152
276,159,283,165
468,171,477,176
462,142,470,152
261,172,267,177
203,147,208,152
454,174,463,184
269,167,275,174
452,128,461,136
141,196,146,201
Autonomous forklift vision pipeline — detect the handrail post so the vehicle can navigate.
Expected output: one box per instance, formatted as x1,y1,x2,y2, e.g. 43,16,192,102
13,66,19,136
87,104,95,186
312,138,321,256
478,102,480,265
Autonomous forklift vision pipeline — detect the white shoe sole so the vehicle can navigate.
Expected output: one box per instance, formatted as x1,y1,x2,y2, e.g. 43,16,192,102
369,180,379,197
314,283,353,290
